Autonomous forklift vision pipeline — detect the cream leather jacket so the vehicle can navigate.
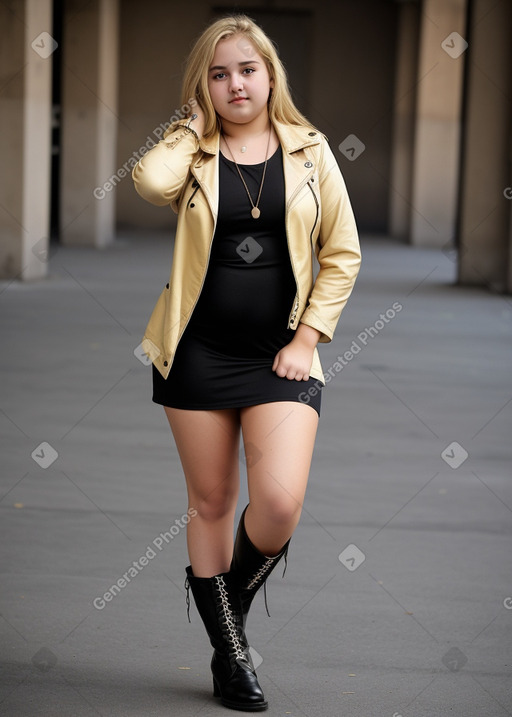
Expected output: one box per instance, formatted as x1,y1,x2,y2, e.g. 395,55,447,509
132,118,361,384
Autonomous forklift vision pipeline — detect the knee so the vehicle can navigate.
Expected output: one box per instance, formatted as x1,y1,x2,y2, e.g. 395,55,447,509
254,495,302,528
191,481,238,523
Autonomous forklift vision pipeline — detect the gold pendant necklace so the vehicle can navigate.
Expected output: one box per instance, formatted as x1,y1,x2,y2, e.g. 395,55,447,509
222,128,271,219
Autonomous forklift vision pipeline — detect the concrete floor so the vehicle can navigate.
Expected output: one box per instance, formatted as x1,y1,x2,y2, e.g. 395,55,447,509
0,233,511,716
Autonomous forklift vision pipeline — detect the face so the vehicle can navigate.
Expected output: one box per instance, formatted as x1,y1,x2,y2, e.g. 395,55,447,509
207,34,274,126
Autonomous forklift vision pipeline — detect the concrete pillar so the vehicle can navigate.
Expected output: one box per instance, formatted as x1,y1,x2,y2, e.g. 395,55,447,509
457,0,512,292
60,0,119,247
389,0,421,241
0,0,53,280
410,0,467,247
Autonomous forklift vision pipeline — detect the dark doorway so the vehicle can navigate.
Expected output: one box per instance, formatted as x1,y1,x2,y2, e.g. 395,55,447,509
50,0,63,243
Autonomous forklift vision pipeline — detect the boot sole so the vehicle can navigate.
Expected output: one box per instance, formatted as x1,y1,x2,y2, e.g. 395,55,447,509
213,678,268,711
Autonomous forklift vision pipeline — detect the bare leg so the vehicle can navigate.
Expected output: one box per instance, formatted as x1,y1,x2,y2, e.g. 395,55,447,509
163,406,241,577
239,401,319,556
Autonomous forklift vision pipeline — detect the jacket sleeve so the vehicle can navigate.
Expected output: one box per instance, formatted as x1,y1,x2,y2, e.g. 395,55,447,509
131,122,199,212
299,137,362,343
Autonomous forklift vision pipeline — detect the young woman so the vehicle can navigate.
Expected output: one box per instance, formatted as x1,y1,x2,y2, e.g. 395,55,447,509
132,14,361,712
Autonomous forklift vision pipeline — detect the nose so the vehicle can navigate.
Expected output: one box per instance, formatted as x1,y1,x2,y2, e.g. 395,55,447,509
229,72,244,93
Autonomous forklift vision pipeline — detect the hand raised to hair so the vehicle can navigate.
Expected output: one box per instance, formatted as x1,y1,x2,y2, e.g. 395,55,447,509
188,101,205,140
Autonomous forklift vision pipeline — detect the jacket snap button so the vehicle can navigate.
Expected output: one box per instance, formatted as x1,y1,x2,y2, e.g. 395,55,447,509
163,360,168,367
304,161,313,168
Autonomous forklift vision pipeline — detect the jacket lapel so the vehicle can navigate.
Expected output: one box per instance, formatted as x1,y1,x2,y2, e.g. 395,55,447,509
190,120,321,218
273,121,321,210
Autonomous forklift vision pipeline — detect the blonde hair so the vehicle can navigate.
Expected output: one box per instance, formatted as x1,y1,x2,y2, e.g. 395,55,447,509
178,14,317,138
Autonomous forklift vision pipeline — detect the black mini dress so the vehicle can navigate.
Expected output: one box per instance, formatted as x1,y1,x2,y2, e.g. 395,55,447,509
151,144,322,416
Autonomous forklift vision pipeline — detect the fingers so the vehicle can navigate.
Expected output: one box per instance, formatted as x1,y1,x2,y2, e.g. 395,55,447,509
272,344,313,381
272,355,309,381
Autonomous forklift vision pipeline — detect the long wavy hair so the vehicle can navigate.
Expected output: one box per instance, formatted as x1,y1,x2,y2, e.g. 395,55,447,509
178,14,317,138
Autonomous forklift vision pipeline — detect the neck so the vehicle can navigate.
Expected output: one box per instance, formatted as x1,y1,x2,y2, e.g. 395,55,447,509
220,111,271,141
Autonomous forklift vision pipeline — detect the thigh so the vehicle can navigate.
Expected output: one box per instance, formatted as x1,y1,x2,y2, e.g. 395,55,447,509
163,406,241,512
239,401,319,512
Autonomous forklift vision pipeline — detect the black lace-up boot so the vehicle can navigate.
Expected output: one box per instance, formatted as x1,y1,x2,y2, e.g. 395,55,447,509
230,505,290,627
185,565,268,712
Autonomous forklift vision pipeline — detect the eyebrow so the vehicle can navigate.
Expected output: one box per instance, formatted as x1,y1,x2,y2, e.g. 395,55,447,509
209,60,260,71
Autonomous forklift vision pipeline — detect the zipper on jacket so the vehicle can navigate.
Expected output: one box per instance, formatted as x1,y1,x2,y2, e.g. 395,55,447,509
308,180,319,244
285,209,300,329
285,169,316,328
286,169,314,211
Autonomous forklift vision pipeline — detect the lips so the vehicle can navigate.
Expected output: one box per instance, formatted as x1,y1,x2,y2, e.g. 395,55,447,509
230,97,248,103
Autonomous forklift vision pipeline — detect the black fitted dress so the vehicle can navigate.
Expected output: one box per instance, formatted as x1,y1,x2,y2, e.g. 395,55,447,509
151,144,322,416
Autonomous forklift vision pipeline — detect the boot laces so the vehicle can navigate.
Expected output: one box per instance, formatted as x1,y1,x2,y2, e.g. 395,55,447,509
184,575,191,623
215,575,249,664
246,557,276,591
248,544,289,618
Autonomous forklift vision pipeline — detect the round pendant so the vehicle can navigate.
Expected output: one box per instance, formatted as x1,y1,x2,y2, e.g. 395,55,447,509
251,207,261,219
241,146,247,153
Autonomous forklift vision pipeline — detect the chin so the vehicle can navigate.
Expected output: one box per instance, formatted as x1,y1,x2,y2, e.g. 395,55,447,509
227,110,254,122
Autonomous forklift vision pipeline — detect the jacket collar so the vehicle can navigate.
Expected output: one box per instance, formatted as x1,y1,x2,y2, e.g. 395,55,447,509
198,118,322,157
